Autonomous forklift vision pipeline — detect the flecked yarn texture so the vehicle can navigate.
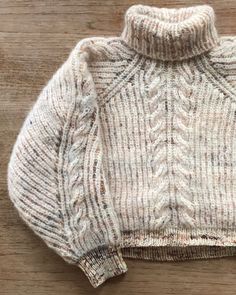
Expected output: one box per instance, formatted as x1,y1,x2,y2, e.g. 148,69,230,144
7,4,236,288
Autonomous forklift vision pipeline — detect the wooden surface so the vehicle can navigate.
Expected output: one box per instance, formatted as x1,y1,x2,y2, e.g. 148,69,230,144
1,1,236,294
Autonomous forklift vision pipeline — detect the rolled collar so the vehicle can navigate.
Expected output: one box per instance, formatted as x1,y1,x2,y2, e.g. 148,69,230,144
120,4,220,61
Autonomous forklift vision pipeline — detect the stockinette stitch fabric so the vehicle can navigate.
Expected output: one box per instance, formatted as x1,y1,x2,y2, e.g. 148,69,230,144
7,3,236,287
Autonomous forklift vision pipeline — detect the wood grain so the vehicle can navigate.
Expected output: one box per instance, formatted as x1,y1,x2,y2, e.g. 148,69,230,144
1,1,236,294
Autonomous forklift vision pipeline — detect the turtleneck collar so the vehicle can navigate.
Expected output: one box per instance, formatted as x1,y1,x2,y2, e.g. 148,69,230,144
120,4,220,61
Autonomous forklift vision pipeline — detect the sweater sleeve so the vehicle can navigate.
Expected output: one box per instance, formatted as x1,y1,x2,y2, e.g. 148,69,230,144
7,39,127,288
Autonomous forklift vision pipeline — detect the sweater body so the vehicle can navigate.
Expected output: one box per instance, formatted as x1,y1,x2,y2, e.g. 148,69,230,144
94,36,236,259
7,4,236,288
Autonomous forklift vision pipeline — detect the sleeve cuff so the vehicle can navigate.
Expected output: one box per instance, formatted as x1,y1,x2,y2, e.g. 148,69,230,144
76,246,128,288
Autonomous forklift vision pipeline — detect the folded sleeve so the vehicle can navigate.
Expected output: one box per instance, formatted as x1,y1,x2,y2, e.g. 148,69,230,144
7,39,127,288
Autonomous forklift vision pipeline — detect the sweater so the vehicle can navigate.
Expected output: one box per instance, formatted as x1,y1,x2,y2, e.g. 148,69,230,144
7,3,236,288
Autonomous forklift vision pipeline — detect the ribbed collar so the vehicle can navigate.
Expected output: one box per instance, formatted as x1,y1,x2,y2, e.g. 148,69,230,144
120,4,220,61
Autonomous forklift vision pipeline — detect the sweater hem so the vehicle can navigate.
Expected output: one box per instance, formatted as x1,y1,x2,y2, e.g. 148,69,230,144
120,228,236,261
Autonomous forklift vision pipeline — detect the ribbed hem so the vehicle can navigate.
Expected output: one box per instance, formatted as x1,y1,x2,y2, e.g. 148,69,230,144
77,246,128,288
122,245,236,261
120,228,236,261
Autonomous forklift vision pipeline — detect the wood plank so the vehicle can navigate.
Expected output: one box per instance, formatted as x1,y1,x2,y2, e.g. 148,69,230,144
1,1,236,294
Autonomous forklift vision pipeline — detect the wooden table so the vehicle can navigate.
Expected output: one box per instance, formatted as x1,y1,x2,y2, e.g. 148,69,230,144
1,1,236,294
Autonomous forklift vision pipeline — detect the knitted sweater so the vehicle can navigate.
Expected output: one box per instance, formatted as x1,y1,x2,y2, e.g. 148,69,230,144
7,3,236,288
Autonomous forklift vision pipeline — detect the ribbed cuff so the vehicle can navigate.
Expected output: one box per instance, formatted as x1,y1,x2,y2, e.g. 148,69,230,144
77,246,128,288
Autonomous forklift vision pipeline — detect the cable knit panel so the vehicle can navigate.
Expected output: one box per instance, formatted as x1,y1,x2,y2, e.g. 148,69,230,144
171,62,196,228
144,60,196,229
144,61,172,230
60,42,121,254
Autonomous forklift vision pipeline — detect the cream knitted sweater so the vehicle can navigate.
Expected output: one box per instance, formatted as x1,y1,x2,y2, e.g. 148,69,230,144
7,4,236,288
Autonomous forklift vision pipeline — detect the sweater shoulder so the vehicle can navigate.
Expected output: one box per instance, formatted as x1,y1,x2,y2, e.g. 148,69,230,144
207,36,236,88
73,36,138,103
74,36,136,61
209,36,236,58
